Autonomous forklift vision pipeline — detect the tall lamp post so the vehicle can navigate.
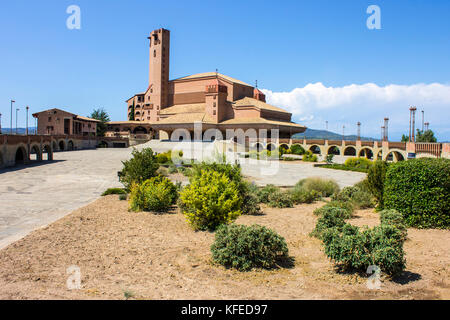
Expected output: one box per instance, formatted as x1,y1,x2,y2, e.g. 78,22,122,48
26,106,29,135
16,108,20,134
10,100,15,134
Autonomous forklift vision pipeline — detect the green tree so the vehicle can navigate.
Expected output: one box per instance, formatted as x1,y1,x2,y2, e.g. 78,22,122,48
90,108,110,137
401,134,409,142
129,101,135,121
416,129,437,143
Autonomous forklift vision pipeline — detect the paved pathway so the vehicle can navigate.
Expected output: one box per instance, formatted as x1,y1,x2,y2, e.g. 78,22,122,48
0,143,365,249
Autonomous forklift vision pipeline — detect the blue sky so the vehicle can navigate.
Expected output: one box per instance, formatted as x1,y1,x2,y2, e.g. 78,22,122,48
0,0,449,140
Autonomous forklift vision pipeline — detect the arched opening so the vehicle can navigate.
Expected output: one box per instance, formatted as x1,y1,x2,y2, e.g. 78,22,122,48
386,151,405,162
68,141,74,151
29,145,42,161
59,141,65,151
267,143,276,151
327,146,340,155
344,146,356,156
254,143,263,152
42,145,53,161
0,151,3,167
359,148,374,160
52,141,57,151
309,145,321,155
279,144,289,150
15,147,27,165
133,126,148,134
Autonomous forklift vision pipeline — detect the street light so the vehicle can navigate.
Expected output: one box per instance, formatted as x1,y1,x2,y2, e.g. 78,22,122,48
26,106,29,136
16,108,19,134
10,100,15,134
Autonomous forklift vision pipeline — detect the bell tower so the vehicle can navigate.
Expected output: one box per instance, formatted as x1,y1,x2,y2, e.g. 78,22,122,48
147,28,170,115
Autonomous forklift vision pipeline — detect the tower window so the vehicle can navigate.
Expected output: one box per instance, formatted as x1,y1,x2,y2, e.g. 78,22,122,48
154,50,156,58
213,110,216,115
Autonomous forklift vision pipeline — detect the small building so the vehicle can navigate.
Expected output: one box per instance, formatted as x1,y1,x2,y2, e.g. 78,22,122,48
32,108,99,136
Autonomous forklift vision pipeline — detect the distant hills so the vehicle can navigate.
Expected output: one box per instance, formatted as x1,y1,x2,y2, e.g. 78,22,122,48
1,127,36,135
292,128,377,141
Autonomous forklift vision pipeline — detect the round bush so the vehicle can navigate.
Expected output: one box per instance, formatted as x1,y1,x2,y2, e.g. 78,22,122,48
296,177,340,197
129,176,177,213
344,157,373,169
384,158,450,229
211,224,289,271
118,148,160,191
268,191,294,208
290,144,305,155
179,169,242,231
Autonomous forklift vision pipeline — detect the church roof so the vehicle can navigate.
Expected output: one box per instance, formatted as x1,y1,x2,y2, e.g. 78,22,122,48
233,97,290,114
157,112,215,124
173,72,252,87
160,103,205,115
220,117,305,128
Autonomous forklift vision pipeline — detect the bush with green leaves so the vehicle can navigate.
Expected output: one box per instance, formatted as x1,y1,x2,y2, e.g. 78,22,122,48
344,157,373,170
241,181,262,215
296,177,340,197
367,161,388,209
380,209,407,241
179,169,242,231
322,223,406,276
290,144,306,155
289,188,321,205
129,176,178,213
384,158,450,229
190,162,259,215
268,190,294,208
155,153,169,164
314,200,354,217
211,224,289,271
256,184,280,204
310,207,348,239
332,185,375,209
119,194,127,201
302,150,318,162
168,165,178,174
326,154,334,164
118,148,160,191
102,188,127,196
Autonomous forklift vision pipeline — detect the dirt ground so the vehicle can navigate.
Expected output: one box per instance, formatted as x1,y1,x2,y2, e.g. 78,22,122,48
0,196,448,300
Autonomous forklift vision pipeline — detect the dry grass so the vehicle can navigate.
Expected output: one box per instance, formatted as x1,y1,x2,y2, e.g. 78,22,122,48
0,196,448,300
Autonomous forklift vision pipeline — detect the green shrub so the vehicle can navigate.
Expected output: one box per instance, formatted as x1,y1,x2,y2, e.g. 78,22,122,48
211,224,289,271
118,148,160,191
257,184,280,204
119,194,127,201
380,209,407,241
268,190,294,208
322,224,406,276
319,164,370,173
302,150,318,162
384,158,450,229
289,188,321,204
241,181,262,215
155,153,169,164
102,188,127,196
311,207,348,239
179,169,242,231
291,144,306,155
129,176,178,213
326,154,334,164
367,161,388,209
314,200,354,217
332,186,375,209
344,157,373,169
296,177,340,197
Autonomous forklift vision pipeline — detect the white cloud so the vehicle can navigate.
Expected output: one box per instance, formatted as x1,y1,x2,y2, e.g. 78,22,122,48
261,83,450,140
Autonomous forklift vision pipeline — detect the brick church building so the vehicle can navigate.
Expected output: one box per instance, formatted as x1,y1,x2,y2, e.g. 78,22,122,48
106,28,305,140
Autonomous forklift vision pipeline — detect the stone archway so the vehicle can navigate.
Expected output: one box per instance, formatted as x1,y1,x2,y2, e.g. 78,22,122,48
52,141,57,152
385,151,405,162
327,146,340,155
267,143,276,151
59,140,65,151
29,145,42,161
359,148,374,160
309,145,321,155
15,146,27,165
254,143,264,152
42,145,53,161
133,126,148,134
0,150,3,167
68,141,74,151
344,146,356,156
